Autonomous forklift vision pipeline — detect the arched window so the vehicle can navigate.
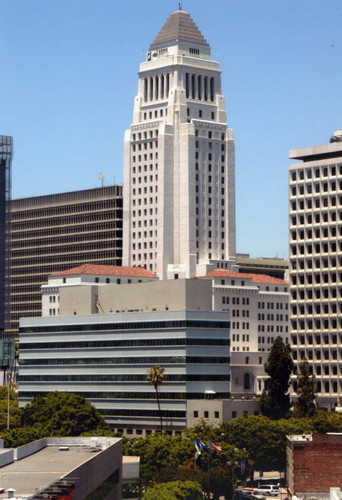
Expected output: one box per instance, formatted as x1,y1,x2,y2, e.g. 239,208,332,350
244,373,251,390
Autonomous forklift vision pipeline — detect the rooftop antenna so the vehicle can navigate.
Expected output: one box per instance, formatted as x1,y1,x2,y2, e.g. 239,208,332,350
98,172,104,187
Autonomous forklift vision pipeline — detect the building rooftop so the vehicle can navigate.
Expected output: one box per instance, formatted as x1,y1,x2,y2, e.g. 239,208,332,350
206,269,288,285
152,9,208,46
0,437,121,498
236,256,289,268
50,263,158,279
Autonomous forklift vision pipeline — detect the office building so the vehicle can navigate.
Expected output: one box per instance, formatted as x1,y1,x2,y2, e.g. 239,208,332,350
201,268,289,397
10,185,122,336
289,129,342,408
123,7,236,279
0,136,12,337
236,254,289,280
19,279,230,436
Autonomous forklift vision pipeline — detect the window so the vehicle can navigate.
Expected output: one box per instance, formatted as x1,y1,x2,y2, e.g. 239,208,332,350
244,373,251,390
214,411,219,419
194,411,198,418
204,411,209,418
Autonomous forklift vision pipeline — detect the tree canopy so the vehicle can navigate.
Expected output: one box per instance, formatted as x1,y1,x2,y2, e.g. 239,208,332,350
260,336,294,419
142,480,204,500
293,358,317,417
1,391,111,447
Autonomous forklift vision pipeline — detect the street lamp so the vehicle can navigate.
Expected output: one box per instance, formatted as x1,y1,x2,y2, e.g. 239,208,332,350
227,459,239,500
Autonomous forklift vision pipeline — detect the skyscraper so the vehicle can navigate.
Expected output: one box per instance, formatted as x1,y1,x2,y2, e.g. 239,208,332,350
289,129,342,408
0,136,12,336
123,8,236,279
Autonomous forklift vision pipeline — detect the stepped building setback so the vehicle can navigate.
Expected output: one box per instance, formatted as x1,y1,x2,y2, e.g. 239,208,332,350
123,8,236,279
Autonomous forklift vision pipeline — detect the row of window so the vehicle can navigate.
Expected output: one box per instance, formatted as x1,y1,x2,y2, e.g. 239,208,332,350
11,200,122,221
292,303,342,315
290,241,341,255
18,373,230,383
291,288,341,301
292,226,340,241
232,334,250,342
185,74,215,102
290,196,339,211
290,164,341,182
292,333,341,345
292,318,342,331
132,153,158,162
19,390,230,400
291,256,342,270
20,337,230,350
19,355,230,366
143,74,170,102
258,325,287,333
290,212,340,226
258,313,287,321
230,322,250,331
11,219,122,241
291,180,342,196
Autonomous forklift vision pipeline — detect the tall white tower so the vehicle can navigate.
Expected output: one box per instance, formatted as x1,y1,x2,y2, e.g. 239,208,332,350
123,8,236,279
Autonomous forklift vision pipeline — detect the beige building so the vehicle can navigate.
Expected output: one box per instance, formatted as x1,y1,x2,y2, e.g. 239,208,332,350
289,129,342,408
41,263,158,317
10,185,122,336
41,268,289,399
123,8,236,280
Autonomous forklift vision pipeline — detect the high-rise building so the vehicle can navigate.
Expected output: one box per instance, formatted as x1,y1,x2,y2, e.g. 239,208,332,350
123,7,236,279
0,136,12,337
289,129,342,408
10,185,122,336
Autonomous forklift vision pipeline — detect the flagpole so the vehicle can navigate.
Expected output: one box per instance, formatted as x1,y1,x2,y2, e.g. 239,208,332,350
7,373,10,429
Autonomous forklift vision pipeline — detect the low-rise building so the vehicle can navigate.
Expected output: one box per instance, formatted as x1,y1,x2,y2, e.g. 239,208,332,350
19,280,230,436
287,433,342,498
0,436,122,499
41,263,158,317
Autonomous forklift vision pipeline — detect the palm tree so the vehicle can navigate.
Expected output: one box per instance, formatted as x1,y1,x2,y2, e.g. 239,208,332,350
147,365,165,432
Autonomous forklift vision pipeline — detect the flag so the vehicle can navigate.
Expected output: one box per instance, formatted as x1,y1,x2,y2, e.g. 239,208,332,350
208,439,222,452
195,440,201,459
195,438,208,451
240,459,246,475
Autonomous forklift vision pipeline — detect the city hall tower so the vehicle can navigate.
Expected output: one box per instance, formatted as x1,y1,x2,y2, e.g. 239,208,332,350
123,8,236,279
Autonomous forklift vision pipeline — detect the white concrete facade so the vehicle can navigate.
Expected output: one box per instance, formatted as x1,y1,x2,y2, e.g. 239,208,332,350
289,130,342,408
19,309,230,435
122,9,236,279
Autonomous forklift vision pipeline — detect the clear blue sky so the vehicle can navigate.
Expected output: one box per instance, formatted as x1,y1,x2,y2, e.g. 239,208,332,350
2,0,342,259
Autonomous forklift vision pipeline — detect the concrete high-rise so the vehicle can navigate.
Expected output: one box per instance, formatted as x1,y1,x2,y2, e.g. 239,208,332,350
289,129,342,408
123,8,236,279
0,136,12,336
10,185,122,337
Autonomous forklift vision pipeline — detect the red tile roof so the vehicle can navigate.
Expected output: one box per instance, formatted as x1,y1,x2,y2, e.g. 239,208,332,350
205,269,288,285
50,264,158,279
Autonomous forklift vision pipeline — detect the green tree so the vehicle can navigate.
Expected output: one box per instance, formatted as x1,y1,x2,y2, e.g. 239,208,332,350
0,387,21,430
142,480,204,500
293,358,317,417
123,434,194,486
219,415,313,475
146,365,165,432
202,467,232,500
20,391,110,436
260,336,294,419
